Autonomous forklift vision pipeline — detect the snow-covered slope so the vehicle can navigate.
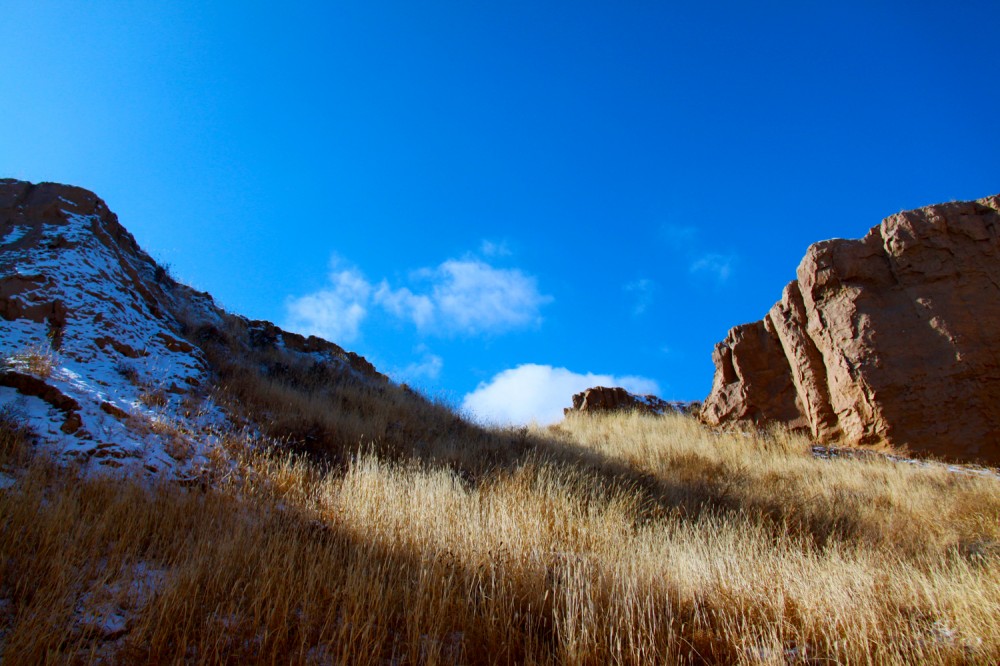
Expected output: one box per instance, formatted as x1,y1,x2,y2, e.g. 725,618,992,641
0,179,385,478
0,181,230,477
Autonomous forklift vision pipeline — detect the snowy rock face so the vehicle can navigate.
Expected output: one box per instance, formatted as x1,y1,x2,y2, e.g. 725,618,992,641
701,195,1000,465
0,179,387,478
0,180,228,477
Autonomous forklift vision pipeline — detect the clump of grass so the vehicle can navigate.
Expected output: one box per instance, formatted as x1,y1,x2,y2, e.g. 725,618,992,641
4,344,57,379
137,387,169,409
549,412,1000,557
113,359,140,384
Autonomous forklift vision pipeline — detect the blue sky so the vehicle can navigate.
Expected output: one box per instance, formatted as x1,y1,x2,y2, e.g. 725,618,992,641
3,1,998,424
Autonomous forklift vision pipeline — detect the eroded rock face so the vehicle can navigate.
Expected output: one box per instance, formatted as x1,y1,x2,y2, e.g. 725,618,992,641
702,195,1000,464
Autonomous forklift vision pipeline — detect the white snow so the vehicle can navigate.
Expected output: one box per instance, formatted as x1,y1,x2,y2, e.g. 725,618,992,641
811,444,1000,480
72,559,170,647
0,225,28,246
0,210,230,479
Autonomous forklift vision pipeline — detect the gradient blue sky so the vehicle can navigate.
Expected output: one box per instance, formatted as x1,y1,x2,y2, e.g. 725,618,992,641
3,1,998,424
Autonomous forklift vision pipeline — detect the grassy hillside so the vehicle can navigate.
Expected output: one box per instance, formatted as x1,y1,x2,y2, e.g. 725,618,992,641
2,400,998,664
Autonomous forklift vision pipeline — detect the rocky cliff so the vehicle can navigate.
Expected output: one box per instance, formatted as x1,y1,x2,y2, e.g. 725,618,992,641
702,195,1000,464
0,179,385,477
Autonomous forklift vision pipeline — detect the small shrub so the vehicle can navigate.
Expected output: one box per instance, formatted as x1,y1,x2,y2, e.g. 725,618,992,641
138,388,169,409
153,261,173,285
114,359,140,384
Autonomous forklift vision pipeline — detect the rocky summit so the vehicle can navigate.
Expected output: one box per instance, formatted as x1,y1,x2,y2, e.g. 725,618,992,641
701,195,1000,465
0,179,385,478
565,385,695,417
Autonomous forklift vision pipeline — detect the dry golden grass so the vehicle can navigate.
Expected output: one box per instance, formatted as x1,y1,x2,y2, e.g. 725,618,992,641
190,316,537,476
3,344,57,379
2,408,998,664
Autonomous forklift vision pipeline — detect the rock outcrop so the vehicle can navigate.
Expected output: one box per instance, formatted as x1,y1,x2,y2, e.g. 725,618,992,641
565,386,695,417
702,195,1000,464
0,179,386,476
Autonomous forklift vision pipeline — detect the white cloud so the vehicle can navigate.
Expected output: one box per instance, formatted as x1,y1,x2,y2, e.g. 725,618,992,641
375,260,550,334
624,278,656,315
429,259,551,334
690,253,734,282
461,364,661,426
284,260,372,343
285,254,551,343
373,282,435,329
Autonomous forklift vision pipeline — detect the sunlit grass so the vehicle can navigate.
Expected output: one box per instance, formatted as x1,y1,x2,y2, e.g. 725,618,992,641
2,408,998,664
3,343,57,379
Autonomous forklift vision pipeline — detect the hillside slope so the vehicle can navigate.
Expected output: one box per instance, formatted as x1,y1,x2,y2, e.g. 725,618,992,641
0,179,391,477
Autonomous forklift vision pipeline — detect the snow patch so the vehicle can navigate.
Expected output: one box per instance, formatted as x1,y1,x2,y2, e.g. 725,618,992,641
72,559,170,649
811,445,1000,480
0,225,28,246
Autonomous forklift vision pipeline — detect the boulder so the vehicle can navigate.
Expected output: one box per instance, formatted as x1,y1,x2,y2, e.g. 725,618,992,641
701,195,1000,464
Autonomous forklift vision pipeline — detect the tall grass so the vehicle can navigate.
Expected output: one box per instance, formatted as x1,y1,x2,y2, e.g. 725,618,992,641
2,409,998,664
3,344,57,379
186,314,535,477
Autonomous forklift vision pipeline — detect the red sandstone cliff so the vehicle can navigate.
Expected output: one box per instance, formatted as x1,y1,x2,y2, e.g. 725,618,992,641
701,195,1000,465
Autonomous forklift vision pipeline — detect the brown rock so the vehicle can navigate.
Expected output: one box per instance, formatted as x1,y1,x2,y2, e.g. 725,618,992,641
94,336,148,358
100,401,129,420
565,386,684,417
155,331,195,353
702,195,1000,464
0,370,84,435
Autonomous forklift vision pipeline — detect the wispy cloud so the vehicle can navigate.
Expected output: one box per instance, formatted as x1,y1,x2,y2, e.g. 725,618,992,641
461,364,660,426
480,239,512,258
624,278,656,315
373,282,435,329
427,259,551,334
285,253,551,343
660,224,698,248
396,345,444,383
690,253,735,283
373,259,551,334
284,258,371,343
659,222,737,284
